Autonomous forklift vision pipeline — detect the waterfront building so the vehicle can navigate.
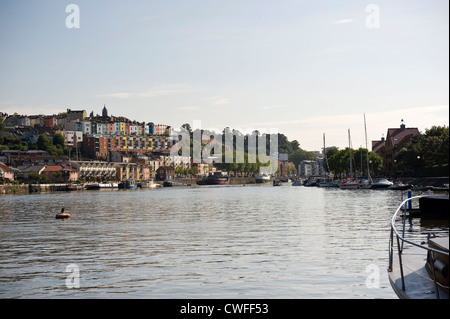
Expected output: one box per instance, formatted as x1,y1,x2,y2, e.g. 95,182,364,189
42,164,78,182
9,154,66,167
299,160,319,178
71,161,117,181
373,120,419,173
156,166,175,181
115,162,147,181
0,162,15,181
15,164,46,180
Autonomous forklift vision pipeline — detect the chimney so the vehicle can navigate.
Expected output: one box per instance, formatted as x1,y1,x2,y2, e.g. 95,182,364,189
400,119,405,131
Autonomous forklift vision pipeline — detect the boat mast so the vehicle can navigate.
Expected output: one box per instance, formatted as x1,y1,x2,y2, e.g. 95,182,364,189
323,133,326,178
364,114,372,181
348,129,352,179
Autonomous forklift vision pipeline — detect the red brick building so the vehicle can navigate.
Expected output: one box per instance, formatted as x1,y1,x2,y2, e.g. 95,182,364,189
373,121,419,173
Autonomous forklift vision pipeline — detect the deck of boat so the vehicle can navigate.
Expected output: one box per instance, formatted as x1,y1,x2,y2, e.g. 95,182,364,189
389,240,449,299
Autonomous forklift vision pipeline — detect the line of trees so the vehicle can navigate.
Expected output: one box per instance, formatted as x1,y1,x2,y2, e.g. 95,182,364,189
394,125,449,176
325,147,383,178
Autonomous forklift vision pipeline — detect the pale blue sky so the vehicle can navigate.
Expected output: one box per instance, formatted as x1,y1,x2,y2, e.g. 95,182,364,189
0,0,448,150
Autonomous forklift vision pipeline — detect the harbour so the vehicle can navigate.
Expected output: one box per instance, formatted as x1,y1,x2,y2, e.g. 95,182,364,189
1,184,447,299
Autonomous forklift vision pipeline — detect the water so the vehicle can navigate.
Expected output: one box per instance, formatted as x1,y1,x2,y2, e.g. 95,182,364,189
0,185,436,299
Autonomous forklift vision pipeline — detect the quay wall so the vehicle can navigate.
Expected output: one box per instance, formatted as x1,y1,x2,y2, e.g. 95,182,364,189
0,184,70,195
174,176,256,185
0,177,448,195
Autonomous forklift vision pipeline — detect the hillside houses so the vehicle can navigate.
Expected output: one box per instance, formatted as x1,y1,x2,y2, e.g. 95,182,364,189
0,106,199,183
2,107,175,159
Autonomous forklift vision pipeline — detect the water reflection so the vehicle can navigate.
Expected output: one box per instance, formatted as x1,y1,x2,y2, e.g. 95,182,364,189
1,186,445,298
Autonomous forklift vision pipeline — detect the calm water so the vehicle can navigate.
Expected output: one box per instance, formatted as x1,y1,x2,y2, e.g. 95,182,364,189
0,184,441,299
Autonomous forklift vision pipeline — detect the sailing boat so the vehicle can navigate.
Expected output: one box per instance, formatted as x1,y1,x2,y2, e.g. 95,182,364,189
340,129,359,189
359,114,373,189
318,133,335,187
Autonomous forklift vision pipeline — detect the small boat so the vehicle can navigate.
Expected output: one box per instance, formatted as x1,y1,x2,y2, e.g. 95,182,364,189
318,177,335,187
292,179,303,186
87,182,118,190
371,179,393,189
197,172,230,185
304,177,319,187
255,173,273,184
388,194,449,299
139,180,160,188
124,179,137,189
358,178,373,189
339,179,359,189
163,181,185,187
388,182,412,190
66,183,83,191
273,180,282,186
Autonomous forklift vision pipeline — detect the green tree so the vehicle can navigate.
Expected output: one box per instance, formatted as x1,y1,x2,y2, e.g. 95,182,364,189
395,126,449,173
53,133,65,147
288,148,315,168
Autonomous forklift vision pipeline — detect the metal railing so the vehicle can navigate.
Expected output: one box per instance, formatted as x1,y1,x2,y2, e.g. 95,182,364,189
388,194,449,299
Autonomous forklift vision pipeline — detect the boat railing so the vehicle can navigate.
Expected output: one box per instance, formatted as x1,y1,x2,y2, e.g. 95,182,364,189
388,194,449,299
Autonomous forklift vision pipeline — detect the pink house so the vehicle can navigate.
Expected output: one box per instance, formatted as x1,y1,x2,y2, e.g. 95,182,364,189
0,162,15,181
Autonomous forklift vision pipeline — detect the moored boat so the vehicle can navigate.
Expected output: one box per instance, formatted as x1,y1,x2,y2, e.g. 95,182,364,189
255,173,273,184
273,180,282,186
358,178,373,189
292,178,303,186
371,178,393,189
318,177,335,187
388,194,449,299
163,181,185,187
87,182,118,190
197,172,229,185
138,180,160,188
388,181,412,190
123,178,137,189
339,179,359,189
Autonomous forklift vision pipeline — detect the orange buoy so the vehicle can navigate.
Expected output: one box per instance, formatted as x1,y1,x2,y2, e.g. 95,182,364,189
55,208,71,219
55,212,71,219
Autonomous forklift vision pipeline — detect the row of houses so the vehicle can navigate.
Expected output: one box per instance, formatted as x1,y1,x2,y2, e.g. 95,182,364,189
3,107,172,138
0,149,212,183
80,135,179,160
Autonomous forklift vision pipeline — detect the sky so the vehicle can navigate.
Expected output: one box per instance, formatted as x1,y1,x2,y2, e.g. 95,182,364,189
0,0,448,151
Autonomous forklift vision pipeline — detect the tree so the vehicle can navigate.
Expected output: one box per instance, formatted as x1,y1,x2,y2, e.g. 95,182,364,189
181,123,192,133
53,133,65,148
394,125,449,173
288,148,315,168
37,134,51,150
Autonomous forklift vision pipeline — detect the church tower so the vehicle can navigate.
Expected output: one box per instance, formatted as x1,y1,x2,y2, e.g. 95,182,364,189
102,104,108,118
